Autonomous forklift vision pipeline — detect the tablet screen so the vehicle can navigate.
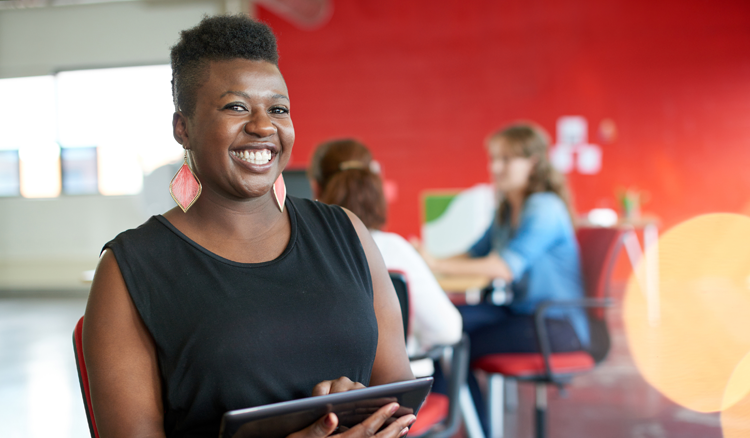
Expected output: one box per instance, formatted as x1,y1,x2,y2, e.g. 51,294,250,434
220,377,433,438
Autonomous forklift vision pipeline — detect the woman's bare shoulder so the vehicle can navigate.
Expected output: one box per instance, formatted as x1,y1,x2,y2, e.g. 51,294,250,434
83,250,166,438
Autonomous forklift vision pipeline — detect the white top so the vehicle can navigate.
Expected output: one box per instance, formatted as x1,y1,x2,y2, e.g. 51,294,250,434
371,230,463,377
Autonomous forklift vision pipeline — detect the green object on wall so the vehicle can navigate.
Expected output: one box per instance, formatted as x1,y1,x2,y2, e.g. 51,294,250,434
424,194,457,223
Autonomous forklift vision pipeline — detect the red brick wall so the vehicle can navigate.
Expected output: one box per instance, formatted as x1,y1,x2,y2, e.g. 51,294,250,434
259,0,750,240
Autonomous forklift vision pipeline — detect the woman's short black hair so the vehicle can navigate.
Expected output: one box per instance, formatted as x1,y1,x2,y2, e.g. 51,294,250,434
170,14,279,117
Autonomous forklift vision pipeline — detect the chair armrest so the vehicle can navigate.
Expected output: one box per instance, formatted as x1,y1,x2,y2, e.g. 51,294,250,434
533,298,614,383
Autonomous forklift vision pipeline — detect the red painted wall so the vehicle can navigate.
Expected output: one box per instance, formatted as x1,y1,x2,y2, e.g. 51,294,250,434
258,0,750,238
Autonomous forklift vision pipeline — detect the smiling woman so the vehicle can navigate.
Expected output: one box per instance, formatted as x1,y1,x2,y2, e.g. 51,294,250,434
171,58,294,211
81,15,415,438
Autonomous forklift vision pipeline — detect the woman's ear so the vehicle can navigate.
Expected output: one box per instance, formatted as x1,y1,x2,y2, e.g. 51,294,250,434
172,111,189,147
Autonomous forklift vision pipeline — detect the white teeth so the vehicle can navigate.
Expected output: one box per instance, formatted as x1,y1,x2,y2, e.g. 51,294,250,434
234,149,272,165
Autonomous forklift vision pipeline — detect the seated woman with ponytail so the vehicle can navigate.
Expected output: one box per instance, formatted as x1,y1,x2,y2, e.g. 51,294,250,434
308,139,462,377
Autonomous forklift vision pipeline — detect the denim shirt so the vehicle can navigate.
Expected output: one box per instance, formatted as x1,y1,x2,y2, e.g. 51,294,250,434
468,192,590,347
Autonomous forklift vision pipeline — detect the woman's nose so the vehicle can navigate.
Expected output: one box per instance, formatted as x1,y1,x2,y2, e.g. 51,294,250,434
244,111,277,138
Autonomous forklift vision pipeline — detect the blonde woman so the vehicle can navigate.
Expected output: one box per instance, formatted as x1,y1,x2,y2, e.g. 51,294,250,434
422,123,587,432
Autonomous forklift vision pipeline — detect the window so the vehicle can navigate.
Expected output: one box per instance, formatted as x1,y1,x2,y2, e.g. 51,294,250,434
0,65,182,198
0,75,58,198
0,150,20,197
18,142,62,198
61,147,98,195
57,64,179,195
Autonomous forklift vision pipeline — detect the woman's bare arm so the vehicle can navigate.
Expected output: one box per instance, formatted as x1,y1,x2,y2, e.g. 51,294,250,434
430,252,513,280
83,250,166,438
412,239,514,281
343,209,415,386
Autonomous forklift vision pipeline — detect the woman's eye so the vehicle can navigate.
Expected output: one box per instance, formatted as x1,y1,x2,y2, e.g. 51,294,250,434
224,103,247,112
269,106,289,115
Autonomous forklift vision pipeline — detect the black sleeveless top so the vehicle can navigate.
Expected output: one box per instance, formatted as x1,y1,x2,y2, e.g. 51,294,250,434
104,197,379,438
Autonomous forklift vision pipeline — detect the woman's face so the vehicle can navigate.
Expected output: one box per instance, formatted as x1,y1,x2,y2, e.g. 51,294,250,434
487,137,537,194
174,59,294,201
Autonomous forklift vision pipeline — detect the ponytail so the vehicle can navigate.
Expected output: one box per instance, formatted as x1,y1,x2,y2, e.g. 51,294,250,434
309,139,387,230
320,167,387,230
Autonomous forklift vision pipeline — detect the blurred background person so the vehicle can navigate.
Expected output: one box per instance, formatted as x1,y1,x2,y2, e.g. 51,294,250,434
308,139,462,378
419,123,587,432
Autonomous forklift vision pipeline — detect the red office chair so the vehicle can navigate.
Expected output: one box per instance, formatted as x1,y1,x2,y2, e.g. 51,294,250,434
389,271,470,438
73,316,100,438
470,227,626,438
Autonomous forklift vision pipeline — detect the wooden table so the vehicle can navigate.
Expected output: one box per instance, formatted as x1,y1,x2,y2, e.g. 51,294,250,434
435,274,492,305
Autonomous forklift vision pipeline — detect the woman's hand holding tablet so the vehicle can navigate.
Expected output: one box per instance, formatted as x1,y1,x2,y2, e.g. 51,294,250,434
221,377,431,438
288,402,416,438
311,377,366,396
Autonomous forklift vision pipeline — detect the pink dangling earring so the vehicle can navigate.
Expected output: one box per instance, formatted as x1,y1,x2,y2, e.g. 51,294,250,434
170,150,202,212
272,174,286,212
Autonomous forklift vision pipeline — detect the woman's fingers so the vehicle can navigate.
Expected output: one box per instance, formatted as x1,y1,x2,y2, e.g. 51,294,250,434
311,380,333,397
306,379,414,437
341,402,416,437
379,412,417,438
330,377,366,394
375,411,416,438
311,377,366,396
288,403,416,438
286,413,338,438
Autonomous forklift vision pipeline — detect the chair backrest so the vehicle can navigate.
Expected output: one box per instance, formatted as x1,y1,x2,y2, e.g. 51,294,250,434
576,227,627,303
73,316,100,438
388,270,410,343
575,227,626,363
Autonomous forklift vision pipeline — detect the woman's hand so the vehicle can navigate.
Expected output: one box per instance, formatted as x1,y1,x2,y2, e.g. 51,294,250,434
311,376,365,396
289,377,417,437
287,403,416,438
410,237,514,281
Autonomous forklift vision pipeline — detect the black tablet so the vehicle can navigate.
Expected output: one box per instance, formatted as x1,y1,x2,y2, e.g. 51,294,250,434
219,377,433,438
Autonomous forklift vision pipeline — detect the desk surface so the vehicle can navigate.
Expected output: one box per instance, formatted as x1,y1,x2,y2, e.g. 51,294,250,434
435,274,491,293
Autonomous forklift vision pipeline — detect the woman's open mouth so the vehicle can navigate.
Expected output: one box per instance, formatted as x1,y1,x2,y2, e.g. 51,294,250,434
231,149,273,165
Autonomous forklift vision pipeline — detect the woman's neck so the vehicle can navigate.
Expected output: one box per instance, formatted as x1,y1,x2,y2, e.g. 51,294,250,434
163,191,291,264
166,189,285,239
504,188,526,227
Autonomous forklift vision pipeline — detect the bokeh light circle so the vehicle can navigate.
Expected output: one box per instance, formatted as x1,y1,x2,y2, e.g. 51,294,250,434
624,213,750,413
721,352,750,437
